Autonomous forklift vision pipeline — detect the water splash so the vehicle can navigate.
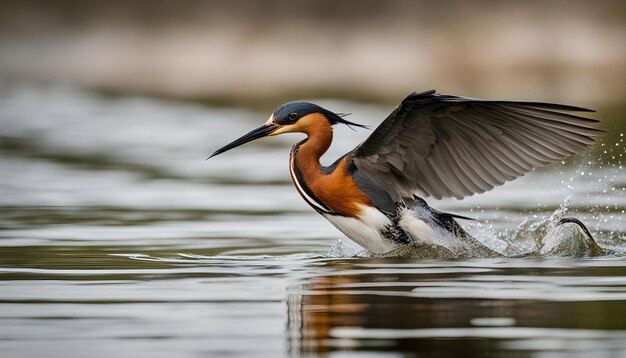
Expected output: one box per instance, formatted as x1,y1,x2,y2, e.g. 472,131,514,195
328,237,370,258
327,197,620,259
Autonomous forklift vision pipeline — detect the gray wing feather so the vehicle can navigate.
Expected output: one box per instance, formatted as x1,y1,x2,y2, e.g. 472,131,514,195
352,91,602,201
351,168,397,214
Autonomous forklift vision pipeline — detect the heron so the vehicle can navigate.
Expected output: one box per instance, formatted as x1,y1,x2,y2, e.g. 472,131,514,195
209,90,601,255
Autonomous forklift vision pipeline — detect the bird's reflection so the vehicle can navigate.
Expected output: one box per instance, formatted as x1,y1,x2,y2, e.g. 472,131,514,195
285,263,611,357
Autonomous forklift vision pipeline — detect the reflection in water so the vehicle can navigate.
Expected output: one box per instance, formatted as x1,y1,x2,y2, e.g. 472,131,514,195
0,85,624,357
287,260,626,356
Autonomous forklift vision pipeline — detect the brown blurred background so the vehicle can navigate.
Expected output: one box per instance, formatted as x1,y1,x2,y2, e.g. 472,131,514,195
0,0,624,108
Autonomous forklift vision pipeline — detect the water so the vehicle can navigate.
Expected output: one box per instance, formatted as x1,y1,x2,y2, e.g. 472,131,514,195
1,83,625,357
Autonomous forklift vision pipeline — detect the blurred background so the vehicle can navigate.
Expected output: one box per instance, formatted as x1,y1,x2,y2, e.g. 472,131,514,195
1,1,625,358
0,0,624,107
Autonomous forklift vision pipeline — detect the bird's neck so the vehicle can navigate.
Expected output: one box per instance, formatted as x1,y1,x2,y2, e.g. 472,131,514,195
289,124,373,218
293,123,333,175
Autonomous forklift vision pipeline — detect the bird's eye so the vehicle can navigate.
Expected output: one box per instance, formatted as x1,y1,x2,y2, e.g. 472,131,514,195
288,112,298,121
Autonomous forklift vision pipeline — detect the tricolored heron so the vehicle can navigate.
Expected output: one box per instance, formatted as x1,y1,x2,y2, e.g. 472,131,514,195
210,90,601,254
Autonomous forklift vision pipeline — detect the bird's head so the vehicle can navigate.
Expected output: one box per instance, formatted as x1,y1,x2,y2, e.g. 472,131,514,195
209,101,366,158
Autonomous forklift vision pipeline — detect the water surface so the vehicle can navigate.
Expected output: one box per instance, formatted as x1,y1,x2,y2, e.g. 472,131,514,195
1,84,625,357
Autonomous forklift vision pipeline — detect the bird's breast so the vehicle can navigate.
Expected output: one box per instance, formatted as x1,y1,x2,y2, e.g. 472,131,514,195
289,152,372,218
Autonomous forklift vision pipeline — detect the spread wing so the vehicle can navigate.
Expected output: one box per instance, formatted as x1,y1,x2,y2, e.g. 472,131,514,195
352,90,602,201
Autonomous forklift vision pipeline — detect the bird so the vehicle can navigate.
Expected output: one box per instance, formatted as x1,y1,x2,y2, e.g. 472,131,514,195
209,90,601,255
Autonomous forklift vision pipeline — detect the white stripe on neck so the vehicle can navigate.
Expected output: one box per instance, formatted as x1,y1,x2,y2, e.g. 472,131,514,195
289,151,334,215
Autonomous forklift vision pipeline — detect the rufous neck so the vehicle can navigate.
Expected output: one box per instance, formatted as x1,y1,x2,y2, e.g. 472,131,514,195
294,123,333,173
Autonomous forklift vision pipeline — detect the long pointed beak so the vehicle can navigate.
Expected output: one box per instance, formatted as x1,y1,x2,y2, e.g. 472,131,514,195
208,124,278,159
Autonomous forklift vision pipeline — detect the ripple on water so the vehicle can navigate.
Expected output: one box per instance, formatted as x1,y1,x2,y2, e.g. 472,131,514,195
0,85,625,357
